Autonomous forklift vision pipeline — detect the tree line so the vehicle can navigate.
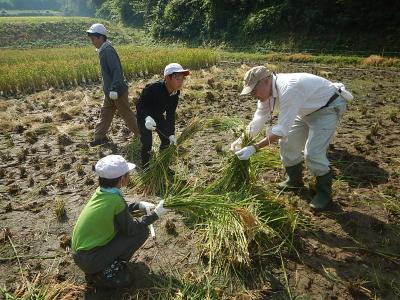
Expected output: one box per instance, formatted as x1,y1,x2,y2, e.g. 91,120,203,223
93,0,400,52
2,0,399,52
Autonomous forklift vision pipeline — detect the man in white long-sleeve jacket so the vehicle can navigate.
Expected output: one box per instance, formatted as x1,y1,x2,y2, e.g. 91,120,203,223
231,66,353,211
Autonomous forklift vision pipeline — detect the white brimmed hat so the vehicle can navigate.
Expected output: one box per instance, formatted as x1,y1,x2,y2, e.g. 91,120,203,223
164,63,190,76
240,66,271,95
87,23,107,36
95,155,135,179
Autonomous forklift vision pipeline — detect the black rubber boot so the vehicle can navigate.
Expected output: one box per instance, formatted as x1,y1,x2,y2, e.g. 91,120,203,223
310,172,333,211
277,163,304,189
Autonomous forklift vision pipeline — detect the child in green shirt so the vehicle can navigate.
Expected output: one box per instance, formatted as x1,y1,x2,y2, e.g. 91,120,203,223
72,155,168,288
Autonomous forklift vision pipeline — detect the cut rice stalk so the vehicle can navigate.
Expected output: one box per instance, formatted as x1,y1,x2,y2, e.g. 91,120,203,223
134,118,202,196
206,133,257,193
124,136,141,164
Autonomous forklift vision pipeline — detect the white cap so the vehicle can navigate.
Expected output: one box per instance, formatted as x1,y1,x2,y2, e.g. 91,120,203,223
164,63,190,77
95,155,135,179
86,23,107,36
240,66,271,95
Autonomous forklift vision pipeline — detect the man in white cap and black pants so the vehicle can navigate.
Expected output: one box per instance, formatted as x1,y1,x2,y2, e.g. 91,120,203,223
231,66,353,211
136,63,190,168
86,23,140,146
71,155,168,288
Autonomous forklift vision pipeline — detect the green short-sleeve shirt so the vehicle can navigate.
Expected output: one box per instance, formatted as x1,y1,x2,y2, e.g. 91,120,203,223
72,188,125,251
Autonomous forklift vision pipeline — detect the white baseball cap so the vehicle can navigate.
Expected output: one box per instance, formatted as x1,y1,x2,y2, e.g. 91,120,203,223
164,63,190,77
86,23,107,36
95,155,135,179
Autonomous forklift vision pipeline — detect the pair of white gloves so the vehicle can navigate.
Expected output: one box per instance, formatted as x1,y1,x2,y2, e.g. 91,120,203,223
230,137,257,160
145,116,177,145
138,200,169,217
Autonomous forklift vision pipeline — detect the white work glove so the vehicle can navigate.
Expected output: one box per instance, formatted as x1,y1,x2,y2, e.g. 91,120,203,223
145,116,156,131
169,135,177,145
138,201,155,212
235,145,256,160
230,137,242,152
109,91,118,100
154,200,169,217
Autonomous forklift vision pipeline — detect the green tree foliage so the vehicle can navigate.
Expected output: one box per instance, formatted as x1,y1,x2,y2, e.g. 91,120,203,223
90,0,400,50
63,0,95,16
149,0,208,40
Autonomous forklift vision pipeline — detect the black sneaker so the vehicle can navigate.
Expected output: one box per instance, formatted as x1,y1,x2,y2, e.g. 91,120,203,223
89,137,110,147
90,260,134,289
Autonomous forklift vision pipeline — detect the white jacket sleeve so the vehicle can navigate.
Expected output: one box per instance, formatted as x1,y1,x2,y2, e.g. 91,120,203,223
246,100,272,137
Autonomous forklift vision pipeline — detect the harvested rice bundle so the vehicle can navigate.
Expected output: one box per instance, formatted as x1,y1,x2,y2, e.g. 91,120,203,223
165,190,299,277
251,147,281,172
165,191,263,276
135,118,202,196
206,133,257,193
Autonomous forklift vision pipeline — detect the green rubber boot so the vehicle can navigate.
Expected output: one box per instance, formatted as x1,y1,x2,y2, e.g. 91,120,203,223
310,172,333,211
278,163,304,189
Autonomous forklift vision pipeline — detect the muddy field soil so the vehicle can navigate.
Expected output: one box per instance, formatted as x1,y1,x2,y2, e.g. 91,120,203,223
0,62,399,299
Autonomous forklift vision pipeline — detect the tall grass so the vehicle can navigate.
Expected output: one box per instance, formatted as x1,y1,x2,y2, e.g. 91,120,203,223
0,47,218,95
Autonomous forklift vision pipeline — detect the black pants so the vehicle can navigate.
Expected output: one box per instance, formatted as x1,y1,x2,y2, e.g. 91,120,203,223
137,117,170,167
73,229,149,275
